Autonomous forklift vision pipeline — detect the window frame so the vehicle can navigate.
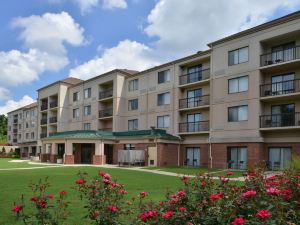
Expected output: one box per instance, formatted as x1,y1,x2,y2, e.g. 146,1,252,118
228,46,249,66
157,115,170,128
83,123,91,130
73,91,80,102
128,99,139,111
157,92,171,106
73,108,80,118
128,79,139,92
158,69,171,84
228,105,248,122
128,119,138,131
84,88,92,99
228,75,249,94
84,105,91,116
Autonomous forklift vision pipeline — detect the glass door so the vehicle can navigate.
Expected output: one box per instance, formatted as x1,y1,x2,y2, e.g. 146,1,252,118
187,65,202,83
187,89,202,108
271,42,295,63
186,148,200,167
228,147,247,169
271,104,295,127
269,147,291,170
187,113,202,132
271,73,295,95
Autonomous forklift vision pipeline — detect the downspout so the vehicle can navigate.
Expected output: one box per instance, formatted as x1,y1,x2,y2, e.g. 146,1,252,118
209,136,212,169
177,140,181,166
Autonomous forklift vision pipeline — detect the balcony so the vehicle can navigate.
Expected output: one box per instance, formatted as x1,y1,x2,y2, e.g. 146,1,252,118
99,89,113,100
179,95,210,110
99,108,113,119
260,112,300,130
49,117,57,124
13,129,18,133
13,119,18,124
260,79,300,100
178,121,210,134
41,103,48,111
40,133,47,139
40,118,48,125
13,139,17,143
50,101,58,108
260,45,300,67
179,68,210,86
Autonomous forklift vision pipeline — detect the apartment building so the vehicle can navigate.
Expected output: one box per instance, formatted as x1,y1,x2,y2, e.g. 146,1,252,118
7,11,300,169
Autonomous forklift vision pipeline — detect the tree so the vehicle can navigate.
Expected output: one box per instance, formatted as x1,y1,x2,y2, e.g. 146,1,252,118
0,115,8,143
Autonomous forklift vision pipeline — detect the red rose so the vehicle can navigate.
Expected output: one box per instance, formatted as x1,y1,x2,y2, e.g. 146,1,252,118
266,187,281,196
99,171,106,177
231,217,246,225
182,175,189,184
12,205,23,213
242,190,256,198
227,171,234,176
256,209,271,219
38,199,48,208
210,193,222,201
139,210,158,221
59,190,67,196
179,207,187,212
119,190,128,195
177,190,186,197
75,179,86,185
107,205,118,213
162,211,174,218
139,192,149,198
47,194,54,199
30,196,39,202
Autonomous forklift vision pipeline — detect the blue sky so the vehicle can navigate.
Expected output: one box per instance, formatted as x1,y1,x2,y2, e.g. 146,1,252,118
0,0,300,114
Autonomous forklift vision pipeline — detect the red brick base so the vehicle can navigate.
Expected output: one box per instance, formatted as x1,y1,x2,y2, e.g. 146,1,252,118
41,154,50,162
65,155,75,164
50,154,57,163
92,155,105,165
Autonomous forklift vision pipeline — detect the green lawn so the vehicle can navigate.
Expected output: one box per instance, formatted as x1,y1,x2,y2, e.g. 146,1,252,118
0,161,183,225
143,166,220,175
0,158,56,169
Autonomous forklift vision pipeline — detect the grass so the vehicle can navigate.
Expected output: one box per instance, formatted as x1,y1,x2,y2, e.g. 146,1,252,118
0,158,55,169
0,159,183,225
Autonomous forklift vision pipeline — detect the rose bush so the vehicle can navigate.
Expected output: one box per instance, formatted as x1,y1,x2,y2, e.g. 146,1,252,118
13,167,300,225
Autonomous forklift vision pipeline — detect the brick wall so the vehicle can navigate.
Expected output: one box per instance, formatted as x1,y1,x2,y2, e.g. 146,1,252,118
65,155,74,164
41,153,50,162
50,154,57,163
157,143,179,167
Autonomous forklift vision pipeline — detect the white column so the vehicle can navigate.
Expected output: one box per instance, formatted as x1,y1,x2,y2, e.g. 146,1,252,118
65,140,73,155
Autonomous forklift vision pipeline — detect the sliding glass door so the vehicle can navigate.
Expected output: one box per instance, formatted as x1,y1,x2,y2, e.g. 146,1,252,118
186,147,200,167
271,73,295,95
269,147,291,170
187,113,202,132
187,89,202,108
228,147,247,169
271,104,295,127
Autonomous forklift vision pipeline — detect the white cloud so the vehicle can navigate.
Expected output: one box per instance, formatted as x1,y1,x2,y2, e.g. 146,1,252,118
74,0,99,14
103,0,127,9
0,95,35,115
145,0,300,56
69,39,159,79
0,88,10,101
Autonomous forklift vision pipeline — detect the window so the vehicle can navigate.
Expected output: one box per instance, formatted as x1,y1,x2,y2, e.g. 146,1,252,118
186,147,200,167
18,134,21,139
128,119,138,131
8,126,11,131
73,108,79,118
19,124,22,129
158,69,170,84
84,88,91,99
84,123,91,130
271,73,295,94
84,105,91,116
19,113,22,119
271,104,295,127
8,135,11,140
269,147,291,170
31,109,36,117
228,76,248,93
25,111,30,118
157,115,170,128
128,79,139,92
228,105,248,122
128,99,138,111
228,47,249,66
31,132,35,139
31,121,35,128
26,122,29,129
26,133,29,139
228,147,247,169
157,92,170,106
73,91,80,102
124,144,135,150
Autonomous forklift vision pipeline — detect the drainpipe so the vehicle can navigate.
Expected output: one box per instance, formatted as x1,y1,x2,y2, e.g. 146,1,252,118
209,136,212,169
177,140,181,166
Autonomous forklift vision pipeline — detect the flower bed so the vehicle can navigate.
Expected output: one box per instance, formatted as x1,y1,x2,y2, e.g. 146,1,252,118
12,167,300,224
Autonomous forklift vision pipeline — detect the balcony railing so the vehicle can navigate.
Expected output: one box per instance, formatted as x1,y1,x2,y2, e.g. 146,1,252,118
179,121,209,133
179,68,210,85
99,89,113,100
179,95,210,109
50,101,58,108
260,112,300,128
41,103,48,111
260,79,300,97
260,45,300,67
13,129,18,133
41,118,48,125
49,117,57,124
99,108,113,118
13,139,17,143
13,119,18,124
40,133,47,139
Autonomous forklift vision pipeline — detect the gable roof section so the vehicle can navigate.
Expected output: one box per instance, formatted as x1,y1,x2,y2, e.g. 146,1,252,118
43,129,180,141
